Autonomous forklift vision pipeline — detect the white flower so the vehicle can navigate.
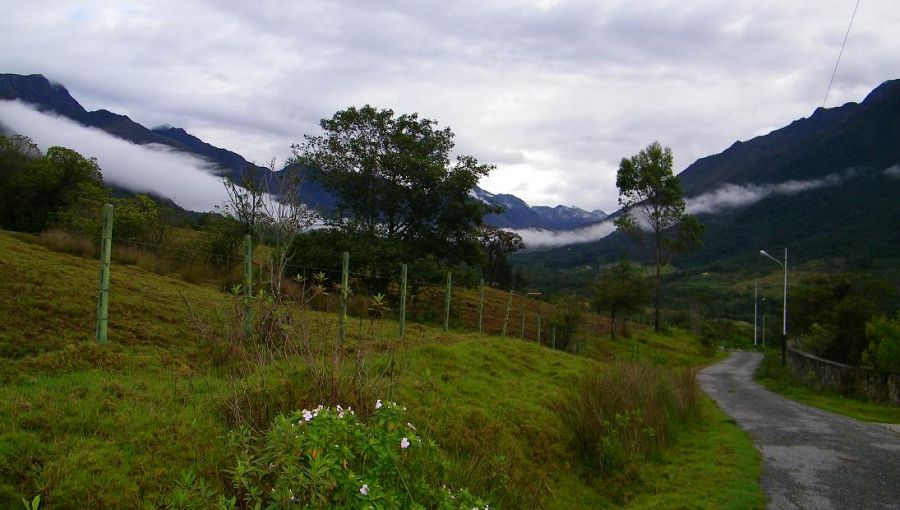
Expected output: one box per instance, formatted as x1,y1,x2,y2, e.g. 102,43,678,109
407,422,416,430
400,437,410,449
302,409,313,422
360,484,369,495
375,399,382,409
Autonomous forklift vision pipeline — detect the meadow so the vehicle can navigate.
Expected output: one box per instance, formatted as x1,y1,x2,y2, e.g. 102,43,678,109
0,229,763,509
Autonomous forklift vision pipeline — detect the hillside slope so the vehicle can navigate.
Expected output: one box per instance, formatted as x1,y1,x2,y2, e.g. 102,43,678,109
0,230,760,508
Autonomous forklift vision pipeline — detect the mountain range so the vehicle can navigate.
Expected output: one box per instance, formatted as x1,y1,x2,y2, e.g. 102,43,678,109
517,78,900,272
2,72,898,270
0,73,603,231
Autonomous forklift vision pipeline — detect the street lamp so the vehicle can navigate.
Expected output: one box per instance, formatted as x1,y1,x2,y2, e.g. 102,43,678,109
760,248,788,365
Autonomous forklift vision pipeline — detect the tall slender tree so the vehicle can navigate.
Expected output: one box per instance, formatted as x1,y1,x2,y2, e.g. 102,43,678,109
614,142,702,332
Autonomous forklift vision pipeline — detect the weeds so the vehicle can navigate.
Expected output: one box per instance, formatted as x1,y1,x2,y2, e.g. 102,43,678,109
559,361,700,485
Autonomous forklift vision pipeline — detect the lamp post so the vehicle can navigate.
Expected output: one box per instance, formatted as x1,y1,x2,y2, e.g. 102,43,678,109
754,280,758,348
761,297,766,348
760,248,788,365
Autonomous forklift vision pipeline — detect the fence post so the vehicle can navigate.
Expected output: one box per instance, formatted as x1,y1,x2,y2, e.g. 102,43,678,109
552,327,557,350
477,278,485,334
502,291,514,336
520,305,526,339
243,234,253,340
400,263,408,338
95,203,114,343
537,314,542,345
443,271,452,332
340,251,349,345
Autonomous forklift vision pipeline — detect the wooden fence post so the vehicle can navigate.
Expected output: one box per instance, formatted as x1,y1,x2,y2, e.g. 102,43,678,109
502,291,514,337
95,204,114,343
400,263,408,338
520,305,526,339
443,271,452,332
552,327,557,350
243,234,253,340
537,314,542,345
477,278,485,334
340,251,349,345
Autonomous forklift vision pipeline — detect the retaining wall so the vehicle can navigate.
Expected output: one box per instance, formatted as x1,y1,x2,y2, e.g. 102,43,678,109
786,348,900,405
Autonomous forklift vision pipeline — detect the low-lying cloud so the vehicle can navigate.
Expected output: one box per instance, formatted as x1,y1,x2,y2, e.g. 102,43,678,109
513,219,618,250
516,170,857,249
0,100,231,212
885,164,900,179
685,172,848,215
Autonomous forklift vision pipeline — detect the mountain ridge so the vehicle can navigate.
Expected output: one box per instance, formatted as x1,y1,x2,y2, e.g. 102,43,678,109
0,72,598,229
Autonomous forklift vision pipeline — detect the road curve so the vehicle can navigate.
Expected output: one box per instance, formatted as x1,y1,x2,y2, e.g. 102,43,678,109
699,351,900,510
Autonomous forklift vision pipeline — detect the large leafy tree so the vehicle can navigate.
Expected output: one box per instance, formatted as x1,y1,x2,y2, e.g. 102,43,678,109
614,142,702,332
291,105,494,272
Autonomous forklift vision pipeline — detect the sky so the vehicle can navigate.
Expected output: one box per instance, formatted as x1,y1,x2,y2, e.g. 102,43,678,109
1,0,898,214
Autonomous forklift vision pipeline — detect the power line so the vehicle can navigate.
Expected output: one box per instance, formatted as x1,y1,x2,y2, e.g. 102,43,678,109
822,0,861,108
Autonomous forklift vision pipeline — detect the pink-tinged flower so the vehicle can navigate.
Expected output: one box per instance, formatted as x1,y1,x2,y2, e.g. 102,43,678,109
375,399,382,409
400,437,410,449
302,410,313,422
360,484,369,495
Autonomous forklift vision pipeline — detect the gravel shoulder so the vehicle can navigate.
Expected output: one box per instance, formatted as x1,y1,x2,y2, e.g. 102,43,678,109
699,351,900,510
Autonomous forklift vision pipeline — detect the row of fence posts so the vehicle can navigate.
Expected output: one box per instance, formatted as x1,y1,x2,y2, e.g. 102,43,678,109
92,204,555,346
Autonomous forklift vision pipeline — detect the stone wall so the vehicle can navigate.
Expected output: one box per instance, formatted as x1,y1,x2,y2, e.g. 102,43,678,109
786,348,900,405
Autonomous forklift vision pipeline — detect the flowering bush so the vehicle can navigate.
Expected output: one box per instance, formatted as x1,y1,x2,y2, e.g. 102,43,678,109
167,401,489,509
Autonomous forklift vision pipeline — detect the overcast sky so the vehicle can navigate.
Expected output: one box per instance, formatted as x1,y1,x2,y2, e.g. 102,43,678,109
2,0,898,213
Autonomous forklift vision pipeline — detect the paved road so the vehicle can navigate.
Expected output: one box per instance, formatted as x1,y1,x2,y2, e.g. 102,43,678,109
699,351,900,510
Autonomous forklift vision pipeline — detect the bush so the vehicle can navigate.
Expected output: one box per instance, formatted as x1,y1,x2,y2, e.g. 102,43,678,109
167,402,488,509
863,313,900,372
547,295,582,351
698,319,750,354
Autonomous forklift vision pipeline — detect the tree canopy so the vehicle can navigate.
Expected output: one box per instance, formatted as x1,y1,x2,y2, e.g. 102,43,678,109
290,105,495,274
0,135,107,232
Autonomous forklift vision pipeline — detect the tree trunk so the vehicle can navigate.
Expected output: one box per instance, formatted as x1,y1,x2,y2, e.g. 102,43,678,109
610,306,617,339
654,230,661,333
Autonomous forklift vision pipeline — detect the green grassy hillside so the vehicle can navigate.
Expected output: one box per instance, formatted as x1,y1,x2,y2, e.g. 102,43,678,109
0,230,762,509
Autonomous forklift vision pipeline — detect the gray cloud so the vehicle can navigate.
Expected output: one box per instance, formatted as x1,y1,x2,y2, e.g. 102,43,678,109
885,164,900,179
1,1,898,213
0,100,231,211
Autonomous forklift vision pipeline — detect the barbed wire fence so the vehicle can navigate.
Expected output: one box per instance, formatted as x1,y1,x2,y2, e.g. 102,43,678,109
38,203,612,351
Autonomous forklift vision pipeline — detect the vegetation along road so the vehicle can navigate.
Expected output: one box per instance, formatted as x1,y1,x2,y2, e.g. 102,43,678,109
699,352,900,510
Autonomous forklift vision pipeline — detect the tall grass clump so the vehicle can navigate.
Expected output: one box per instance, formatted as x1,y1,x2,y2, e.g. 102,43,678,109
559,361,700,481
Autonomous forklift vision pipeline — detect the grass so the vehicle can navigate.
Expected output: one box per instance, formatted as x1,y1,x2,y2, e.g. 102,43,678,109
755,350,900,424
0,229,763,508
625,398,765,509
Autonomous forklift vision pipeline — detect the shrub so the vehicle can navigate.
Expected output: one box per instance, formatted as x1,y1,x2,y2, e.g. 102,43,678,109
547,296,582,351
863,313,900,372
167,402,488,509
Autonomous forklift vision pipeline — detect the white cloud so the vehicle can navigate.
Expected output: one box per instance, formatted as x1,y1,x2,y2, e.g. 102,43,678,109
0,100,230,211
885,164,900,179
514,219,617,249
685,171,849,215
518,169,858,248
